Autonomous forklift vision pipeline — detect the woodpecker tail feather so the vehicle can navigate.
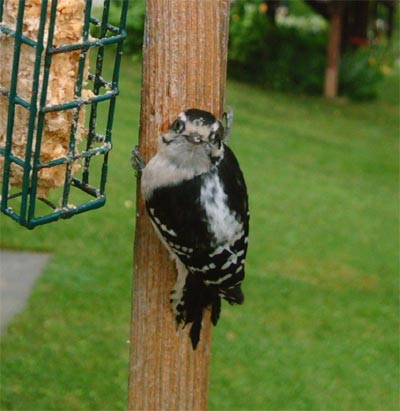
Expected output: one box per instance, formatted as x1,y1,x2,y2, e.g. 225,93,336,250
175,273,244,349
175,273,221,349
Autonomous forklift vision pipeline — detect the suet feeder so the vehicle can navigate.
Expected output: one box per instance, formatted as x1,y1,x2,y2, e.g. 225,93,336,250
0,0,128,229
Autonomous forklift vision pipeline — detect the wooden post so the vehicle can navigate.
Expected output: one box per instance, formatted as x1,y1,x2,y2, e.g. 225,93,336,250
324,1,343,98
128,1,230,410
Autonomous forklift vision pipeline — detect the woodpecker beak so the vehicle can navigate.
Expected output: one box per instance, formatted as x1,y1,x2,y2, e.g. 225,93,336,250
185,134,202,145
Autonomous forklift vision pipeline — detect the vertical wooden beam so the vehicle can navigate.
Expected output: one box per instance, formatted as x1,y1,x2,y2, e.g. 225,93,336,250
324,1,344,98
128,1,230,410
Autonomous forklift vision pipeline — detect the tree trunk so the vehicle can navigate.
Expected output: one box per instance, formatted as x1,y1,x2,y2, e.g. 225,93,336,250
128,1,231,410
324,2,343,98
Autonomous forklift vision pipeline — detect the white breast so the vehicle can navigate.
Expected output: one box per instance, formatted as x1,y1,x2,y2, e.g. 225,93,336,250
141,154,198,199
200,174,243,245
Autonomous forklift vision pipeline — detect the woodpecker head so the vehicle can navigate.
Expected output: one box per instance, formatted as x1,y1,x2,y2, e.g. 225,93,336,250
159,109,225,169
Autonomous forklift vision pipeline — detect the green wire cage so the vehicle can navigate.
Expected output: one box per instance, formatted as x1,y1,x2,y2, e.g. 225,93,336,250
0,0,128,229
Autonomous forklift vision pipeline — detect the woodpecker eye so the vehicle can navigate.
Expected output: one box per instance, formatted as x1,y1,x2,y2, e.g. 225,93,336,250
171,119,185,133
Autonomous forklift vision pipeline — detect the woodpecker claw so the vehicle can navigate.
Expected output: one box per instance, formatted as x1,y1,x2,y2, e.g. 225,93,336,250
131,145,145,174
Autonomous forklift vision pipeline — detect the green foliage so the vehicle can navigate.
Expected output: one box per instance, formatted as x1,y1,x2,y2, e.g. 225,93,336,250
286,0,317,17
228,0,395,100
109,0,145,59
340,46,389,100
228,1,327,94
0,58,399,410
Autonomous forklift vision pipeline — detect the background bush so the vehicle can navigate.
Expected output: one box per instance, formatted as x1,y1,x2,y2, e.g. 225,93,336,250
339,44,397,100
109,0,145,60
229,0,392,100
228,2,327,94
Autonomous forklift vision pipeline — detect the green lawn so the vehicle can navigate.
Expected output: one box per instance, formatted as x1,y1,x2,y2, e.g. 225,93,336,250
0,58,399,410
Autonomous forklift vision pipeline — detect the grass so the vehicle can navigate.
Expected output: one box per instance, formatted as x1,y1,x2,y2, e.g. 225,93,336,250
0,57,399,410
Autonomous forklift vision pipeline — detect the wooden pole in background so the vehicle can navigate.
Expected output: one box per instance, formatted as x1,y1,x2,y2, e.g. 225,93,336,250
128,1,231,410
324,1,343,98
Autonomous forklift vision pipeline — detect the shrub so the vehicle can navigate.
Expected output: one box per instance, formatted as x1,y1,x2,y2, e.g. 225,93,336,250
228,1,327,94
339,46,386,100
108,1,145,59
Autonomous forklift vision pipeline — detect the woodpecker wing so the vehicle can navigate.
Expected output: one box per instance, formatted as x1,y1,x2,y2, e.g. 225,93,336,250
145,145,249,295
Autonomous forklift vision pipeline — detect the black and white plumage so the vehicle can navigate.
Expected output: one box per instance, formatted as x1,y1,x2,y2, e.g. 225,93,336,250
136,108,249,349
